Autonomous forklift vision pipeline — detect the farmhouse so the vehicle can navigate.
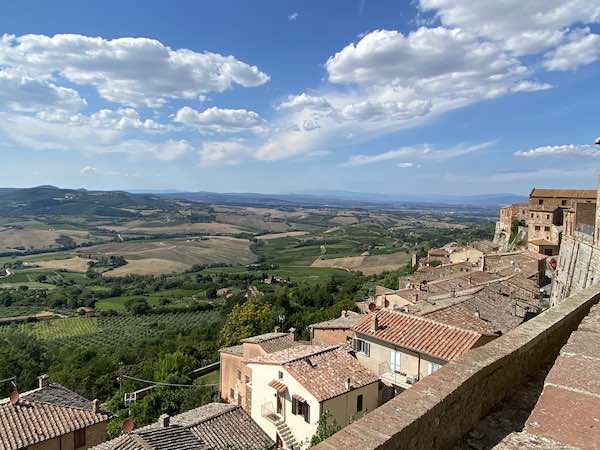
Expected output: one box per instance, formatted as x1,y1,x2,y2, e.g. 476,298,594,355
0,375,110,450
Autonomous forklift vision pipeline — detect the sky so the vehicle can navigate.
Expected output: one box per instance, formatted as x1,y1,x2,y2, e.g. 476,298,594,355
0,0,599,196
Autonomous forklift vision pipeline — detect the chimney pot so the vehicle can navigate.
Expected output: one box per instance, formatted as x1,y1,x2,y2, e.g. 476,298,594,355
91,399,99,413
371,314,379,332
159,414,170,428
38,374,49,390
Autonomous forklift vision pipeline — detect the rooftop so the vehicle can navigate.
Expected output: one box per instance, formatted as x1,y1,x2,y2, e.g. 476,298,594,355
0,382,110,450
92,403,274,450
309,311,363,330
529,188,597,199
284,348,380,402
247,344,337,365
353,309,487,361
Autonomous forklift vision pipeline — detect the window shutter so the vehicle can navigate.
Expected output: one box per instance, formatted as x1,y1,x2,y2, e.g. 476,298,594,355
292,398,297,415
304,403,310,423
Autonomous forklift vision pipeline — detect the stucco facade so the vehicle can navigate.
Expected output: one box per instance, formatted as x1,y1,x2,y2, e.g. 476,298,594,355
26,422,108,450
247,361,377,449
353,333,444,398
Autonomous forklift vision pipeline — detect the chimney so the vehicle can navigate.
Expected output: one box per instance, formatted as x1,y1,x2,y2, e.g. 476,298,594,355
345,378,352,391
91,399,99,413
38,374,49,390
159,414,171,428
371,313,379,332
474,309,481,319
341,310,347,318
273,325,280,333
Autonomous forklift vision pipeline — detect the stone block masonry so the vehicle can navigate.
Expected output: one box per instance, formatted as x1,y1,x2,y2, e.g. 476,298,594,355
313,284,600,450
551,234,600,306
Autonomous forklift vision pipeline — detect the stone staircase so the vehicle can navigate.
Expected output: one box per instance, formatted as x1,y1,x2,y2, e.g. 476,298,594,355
275,420,299,449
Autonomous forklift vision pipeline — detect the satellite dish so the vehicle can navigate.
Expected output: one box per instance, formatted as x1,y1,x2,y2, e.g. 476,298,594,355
9,390,19,405
122,418,135,434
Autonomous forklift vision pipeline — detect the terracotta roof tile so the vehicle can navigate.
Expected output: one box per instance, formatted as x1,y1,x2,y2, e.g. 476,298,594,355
353,309,485,361
247,344,335,365
283,349,379,402
93,403,273,450
530,188,596,199
0,393,110,450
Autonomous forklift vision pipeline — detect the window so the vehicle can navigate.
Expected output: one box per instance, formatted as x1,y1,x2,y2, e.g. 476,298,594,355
357,394,363,412
546,214,550,220
278,370,283,379
292,398,311,423
538,199,543,205
74,429,86,448
230,388,235,400
245,375,250,384
390,350,402,373
236,369,242,381
535,226,540,231
353,338,370,356
530,213,534,218
544,226,550,232
561,200,567,206
427,362,441,376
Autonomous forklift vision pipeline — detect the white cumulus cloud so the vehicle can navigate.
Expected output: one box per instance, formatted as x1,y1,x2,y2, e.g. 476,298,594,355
0,33,270,107
174,106,266,133
544,28,600,70
199,140,251,166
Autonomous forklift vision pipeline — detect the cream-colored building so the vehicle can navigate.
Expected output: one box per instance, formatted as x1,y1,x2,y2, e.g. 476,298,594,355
0,375,110,450
219,331,299,411
247,345,379,449
351,310,494,401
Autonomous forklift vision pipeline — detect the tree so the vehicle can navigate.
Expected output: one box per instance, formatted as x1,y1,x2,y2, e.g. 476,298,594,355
310,410,341,446
219,298,273,347
125,297,150,315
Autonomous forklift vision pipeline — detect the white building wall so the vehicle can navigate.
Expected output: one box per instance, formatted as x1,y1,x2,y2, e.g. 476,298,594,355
247,363,320,449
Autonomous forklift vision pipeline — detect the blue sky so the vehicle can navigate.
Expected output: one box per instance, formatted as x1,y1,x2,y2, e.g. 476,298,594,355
0,0,599,195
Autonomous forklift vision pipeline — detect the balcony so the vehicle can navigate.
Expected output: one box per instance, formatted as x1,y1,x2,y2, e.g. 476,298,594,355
378,362,418,390
261,402,282,424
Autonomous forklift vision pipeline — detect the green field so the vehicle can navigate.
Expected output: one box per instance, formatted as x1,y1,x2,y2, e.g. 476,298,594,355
95,289,207,312
0,311,219,349
202,265,353,285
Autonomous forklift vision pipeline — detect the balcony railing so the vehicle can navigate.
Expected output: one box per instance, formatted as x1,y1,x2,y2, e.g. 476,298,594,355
378,362,418,389
261,402,281,424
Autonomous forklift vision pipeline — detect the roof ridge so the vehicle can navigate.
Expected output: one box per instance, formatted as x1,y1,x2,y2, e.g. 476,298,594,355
283,345,340,365
182,404,238,427
377,309,482,337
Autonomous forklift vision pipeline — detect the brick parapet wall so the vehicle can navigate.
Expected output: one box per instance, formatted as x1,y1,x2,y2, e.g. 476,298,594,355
313,284,600,450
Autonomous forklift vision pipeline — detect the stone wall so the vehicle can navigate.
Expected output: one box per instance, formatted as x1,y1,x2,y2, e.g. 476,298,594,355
550,234,600,306
313,284,600,450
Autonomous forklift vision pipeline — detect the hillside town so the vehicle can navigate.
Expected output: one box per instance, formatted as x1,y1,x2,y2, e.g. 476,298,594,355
2,2,600,448
2,175,599,450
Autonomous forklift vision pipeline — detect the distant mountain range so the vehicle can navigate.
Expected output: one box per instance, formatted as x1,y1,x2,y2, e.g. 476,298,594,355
0,185,527,211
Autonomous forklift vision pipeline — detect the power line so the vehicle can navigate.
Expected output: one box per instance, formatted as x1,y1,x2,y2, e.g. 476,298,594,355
121,374,219,388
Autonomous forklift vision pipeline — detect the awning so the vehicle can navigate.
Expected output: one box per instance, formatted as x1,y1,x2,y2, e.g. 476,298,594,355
292,394,306,403
268,379,287,393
